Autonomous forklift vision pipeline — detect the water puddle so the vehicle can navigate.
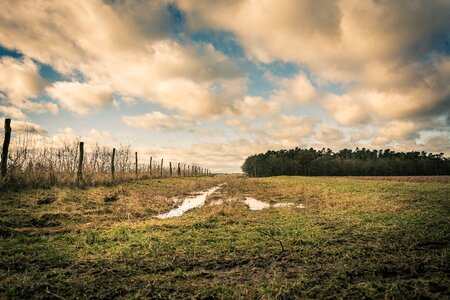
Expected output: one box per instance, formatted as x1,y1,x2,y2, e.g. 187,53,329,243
243,198,305,210
244,197,271,210
156,184,224,219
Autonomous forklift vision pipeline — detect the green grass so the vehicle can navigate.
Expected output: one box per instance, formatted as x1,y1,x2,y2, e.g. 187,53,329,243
1,176,449,299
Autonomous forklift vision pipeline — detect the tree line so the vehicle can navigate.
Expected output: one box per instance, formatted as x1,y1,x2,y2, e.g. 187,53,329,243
242,147,450,177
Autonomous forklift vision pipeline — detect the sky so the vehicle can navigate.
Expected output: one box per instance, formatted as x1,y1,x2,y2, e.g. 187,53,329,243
0,0,449,173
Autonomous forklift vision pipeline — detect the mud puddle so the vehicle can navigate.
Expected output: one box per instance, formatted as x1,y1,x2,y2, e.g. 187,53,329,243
156,184,225,219
243,197,305,210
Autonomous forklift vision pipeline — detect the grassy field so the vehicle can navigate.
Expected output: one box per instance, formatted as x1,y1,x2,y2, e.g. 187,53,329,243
1,176,449,299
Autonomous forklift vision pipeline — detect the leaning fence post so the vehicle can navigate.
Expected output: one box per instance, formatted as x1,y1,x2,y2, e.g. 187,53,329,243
111,148,116,180
149,156,152,177
77,142,84,183
135,152,138,177
160,158,163,178
1,119,11,178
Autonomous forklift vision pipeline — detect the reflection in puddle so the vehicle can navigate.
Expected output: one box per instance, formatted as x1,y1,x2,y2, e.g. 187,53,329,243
297,204,305,208
244,197,271,210
156,184,224,219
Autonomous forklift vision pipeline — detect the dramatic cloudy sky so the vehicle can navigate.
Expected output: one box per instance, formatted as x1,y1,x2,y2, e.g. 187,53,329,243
0,0,449,172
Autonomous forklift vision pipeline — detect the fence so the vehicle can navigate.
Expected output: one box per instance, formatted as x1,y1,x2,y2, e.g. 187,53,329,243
0,119,211,188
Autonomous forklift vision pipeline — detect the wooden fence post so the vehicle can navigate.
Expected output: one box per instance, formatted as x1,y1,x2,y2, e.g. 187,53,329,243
149,157,152,177
160,158,163,177
183,164,186,177
111,148,115,180
177,162,181,177
135,152,138,177
77,142,84,183
1,119,11,178
169,162,172,177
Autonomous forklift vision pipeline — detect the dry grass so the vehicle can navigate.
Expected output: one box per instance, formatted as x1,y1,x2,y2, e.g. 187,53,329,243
0,133,207,190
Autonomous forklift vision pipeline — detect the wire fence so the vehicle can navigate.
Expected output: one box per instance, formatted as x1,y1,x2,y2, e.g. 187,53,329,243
0,119,210,189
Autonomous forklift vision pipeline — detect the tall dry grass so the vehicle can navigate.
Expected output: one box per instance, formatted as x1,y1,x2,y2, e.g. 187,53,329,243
0,129,206,190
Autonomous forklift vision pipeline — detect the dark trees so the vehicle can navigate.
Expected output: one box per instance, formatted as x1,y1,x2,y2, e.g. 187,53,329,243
242,147,450,177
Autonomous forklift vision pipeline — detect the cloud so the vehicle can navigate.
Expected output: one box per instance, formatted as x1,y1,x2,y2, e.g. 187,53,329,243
0,56,46,101
264,115,317,147
322,94,371,126
149,77,238,118
122,111,196,131
0,105,26,120
0,56,57,116
315,124,344,143
379,121,416,140
178,0,450,121
0,0,244,118
236,96,279,120
270,73,316,104
10,120,47,135
178,0,342,65
225,118,255,134
143,138,277,173
420,134,450,154
46,81,113,115
179,0,449,77
1,0,449,171
88,129,113,140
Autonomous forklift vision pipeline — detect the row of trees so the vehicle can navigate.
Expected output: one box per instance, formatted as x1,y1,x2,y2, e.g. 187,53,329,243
1,119,210,189
242,147,450,177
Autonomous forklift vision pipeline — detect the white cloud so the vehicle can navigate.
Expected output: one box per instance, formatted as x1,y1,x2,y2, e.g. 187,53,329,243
236,96,279,120
0,56,57,116
373,121,419,145
322,94,371,126
178,0,450,121
88,129,113,140
0,56,46,101
0,0,244,119
315,124,344,143
122,111,197,131
10,120,47,135
46,81,113,115
420,134,450,155
143,138,277,173
265,115,316,148
0,0,449,171
0,105,26,120
270,73,316,104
